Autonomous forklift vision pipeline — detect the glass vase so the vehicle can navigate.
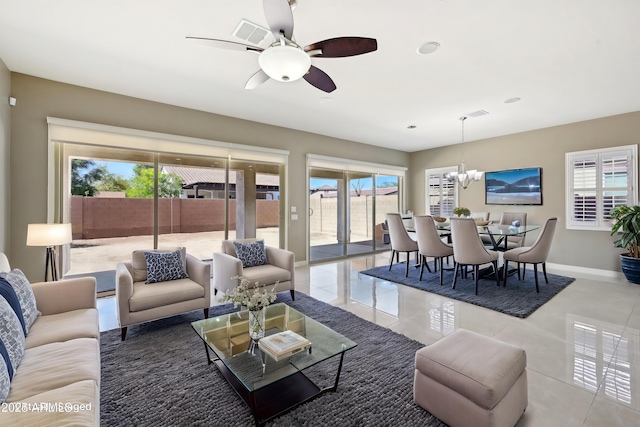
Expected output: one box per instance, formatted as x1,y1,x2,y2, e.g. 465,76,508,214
249,307,266,340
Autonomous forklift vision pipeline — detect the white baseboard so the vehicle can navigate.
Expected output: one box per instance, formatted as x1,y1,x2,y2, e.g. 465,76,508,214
543,262,625,281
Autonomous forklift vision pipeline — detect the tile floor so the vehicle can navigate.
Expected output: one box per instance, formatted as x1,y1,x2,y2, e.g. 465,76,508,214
97,253,640,426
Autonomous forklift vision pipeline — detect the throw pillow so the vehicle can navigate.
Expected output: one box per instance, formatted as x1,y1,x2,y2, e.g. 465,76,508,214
233,240,269,268
0,277,27,335
131,247,187,283
0,336,12,380
0,269,40,333
0,353,9,403
144,249,189,284
0,297,25,378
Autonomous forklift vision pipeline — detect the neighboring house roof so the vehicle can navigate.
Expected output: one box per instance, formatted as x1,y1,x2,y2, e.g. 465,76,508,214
162,166,279,187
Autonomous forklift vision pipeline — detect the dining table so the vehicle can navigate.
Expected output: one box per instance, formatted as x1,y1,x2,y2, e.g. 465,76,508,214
474,224,540,251
406,221,541,276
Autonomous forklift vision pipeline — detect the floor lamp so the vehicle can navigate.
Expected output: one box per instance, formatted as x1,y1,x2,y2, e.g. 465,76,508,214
26,223,73,282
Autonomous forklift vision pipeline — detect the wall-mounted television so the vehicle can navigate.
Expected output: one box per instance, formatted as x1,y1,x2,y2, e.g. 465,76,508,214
485,167,542,205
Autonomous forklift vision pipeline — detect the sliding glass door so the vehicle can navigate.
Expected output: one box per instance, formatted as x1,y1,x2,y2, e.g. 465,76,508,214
158,154,228,261
309,167,402,262
60,144,285,294
309,169,343,260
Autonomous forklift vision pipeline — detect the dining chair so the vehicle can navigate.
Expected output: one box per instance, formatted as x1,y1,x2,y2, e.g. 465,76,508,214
386,213,419,277
450,217,500,295
470,211,490,222
414,215,454,286
482,212,528,248
503,217,558,293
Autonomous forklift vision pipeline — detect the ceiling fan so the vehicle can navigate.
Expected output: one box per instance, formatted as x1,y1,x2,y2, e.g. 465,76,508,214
186,0,377,93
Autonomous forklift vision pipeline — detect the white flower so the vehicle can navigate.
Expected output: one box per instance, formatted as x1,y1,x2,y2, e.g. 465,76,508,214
222,276,277,311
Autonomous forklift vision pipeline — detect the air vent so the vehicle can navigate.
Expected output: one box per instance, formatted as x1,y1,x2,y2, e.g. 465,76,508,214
466,110,490,118
233,19,270,45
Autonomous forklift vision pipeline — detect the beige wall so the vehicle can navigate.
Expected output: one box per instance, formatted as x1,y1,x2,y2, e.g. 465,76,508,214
409,111,640,273
8,73,410,280
0,59,9,256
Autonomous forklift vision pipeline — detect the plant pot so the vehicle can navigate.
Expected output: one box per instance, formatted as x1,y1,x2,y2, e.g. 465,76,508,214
620,254,640,284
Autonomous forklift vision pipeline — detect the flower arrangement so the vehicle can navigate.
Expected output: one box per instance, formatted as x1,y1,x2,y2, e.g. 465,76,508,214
453,207,471,217
222,276,277,311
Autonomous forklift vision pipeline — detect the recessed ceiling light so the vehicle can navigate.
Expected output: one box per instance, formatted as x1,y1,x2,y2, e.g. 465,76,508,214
505,97,521,104
407,125,417,129
417,42,440,55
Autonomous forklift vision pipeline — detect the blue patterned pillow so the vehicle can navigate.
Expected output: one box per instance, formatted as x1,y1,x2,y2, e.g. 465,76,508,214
144,250,189,284
233,240,268,268
0,278,27,336
0,354,9,403
0,269,40,334
0,297,25,380
0,336,12,380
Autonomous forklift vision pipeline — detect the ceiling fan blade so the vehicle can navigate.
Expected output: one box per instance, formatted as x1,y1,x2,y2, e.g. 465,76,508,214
245,69,271,89
304,37,377,58
303,66,337,93
263,0,294,40
186,37,263,53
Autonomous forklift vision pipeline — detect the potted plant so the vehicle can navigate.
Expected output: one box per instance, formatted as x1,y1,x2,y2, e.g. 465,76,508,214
453,207,471,217
610,205,640,284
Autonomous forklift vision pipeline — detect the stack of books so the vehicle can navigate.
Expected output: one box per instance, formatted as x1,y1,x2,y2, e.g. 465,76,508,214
259,330,311,362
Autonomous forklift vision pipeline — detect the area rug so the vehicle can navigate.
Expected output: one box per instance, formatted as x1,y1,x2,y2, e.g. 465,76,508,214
100,293,446,427
360,261,575,318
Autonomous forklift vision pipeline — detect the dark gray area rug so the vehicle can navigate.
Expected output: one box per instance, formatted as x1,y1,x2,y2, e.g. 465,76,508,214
100,293,446,426
360,261,575,318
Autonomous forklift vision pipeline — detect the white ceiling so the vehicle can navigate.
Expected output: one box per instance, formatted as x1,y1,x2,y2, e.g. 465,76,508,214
1,0,639,152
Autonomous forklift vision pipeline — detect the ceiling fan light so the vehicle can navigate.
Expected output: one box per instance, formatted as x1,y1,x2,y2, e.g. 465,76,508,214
258,45,311,82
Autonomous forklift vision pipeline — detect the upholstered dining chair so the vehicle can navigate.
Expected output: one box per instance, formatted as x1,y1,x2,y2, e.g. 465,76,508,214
481,212,528,248
503,217,558,293
450,217,501,295
386,213,419,277
414,215,454,286
470,211,490,222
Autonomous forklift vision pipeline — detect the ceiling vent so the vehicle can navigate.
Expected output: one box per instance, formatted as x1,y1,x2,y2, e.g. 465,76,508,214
466,110,490,118
233,19,270,45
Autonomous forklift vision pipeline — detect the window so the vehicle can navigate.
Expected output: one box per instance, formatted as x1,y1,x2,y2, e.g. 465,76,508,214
425,167,457,217
566,145,637,230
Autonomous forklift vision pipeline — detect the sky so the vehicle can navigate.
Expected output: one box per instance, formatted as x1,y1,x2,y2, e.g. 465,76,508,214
102,161,136,179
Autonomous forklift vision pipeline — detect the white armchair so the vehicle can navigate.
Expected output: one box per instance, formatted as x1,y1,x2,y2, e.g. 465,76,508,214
213,239,295,300
116,247,211,340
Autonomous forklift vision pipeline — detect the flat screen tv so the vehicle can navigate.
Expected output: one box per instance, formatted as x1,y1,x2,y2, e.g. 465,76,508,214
485,167,542,205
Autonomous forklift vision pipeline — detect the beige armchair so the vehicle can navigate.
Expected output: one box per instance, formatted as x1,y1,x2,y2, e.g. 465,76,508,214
213,239,295,299
116,247,211,340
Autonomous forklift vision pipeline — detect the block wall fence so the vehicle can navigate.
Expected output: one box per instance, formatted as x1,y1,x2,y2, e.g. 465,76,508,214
70,196,280,239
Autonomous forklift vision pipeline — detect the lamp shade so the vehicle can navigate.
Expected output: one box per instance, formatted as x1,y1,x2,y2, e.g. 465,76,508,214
258,45,311,82
26,223,72,247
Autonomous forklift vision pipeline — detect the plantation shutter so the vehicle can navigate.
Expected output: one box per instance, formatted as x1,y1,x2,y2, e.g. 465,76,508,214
566,145,637,230
425,167,457,217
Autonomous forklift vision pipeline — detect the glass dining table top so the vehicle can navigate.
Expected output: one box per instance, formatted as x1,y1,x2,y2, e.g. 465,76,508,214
474,224,540,236
408,222,539,235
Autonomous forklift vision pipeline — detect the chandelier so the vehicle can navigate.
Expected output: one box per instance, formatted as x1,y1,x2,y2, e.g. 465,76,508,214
446,117,484,189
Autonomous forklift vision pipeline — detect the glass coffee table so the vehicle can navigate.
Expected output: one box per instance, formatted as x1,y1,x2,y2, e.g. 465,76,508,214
192,303,357,426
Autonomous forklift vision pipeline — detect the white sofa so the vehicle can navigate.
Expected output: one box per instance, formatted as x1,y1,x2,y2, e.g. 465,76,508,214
0,253,100,426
